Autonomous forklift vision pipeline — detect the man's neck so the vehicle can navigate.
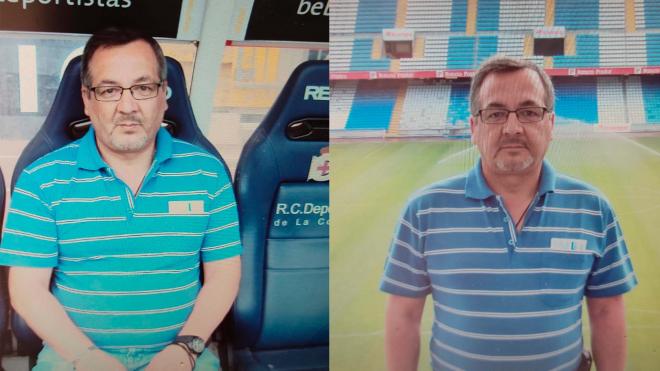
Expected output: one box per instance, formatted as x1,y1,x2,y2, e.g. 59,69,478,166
482,163,542,200
98,142,156,195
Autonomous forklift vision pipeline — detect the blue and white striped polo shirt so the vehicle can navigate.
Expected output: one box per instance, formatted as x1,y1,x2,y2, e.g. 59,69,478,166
381,159,637,370
0,127,242,351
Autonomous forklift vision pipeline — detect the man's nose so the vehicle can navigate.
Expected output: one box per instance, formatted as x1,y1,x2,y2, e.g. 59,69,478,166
502,111,523,134
117,89,139,113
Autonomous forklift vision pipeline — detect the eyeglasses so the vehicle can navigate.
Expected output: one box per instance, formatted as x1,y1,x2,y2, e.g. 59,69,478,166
88,82,163,102
477,107,548,125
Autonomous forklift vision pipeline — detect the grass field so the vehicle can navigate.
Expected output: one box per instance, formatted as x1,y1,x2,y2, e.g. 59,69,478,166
330,132,660,370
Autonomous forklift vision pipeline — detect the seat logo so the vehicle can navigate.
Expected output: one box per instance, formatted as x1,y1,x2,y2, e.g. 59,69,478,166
304,85,329,101
307,147,329,182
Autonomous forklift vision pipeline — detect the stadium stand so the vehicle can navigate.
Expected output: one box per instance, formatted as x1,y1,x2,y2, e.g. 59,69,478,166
330,0,660,135
447,83,471,126
641,75,660,123
450,0,468,32
477,0,500,32
646,33,660,65
355,0,397,33
405,0,452,31
399,82,451,131
599,0,626,29
626,76,648,126
477,36,498,66
447,36,475,69
330,36,354,72
499,0,545,31
597,77,627,127
555,0,600,30
639,0,660,29
600,34,647,66
331,81,358,130
330,0,359,34
554,34,600,67
400,35,448,71
554,76,599,124
345,82,398,130
350,39,390,71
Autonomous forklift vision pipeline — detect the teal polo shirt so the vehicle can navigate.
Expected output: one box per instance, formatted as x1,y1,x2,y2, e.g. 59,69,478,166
0,127,242,351
381,159,636,370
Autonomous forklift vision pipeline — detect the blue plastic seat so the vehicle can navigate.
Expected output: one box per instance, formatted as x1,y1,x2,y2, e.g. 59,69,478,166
232,60,329,370
9,54,229,357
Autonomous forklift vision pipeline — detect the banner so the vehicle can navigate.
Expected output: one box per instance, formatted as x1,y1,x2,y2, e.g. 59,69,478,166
0,0,183,38
330,67,660,81
245,0,328,43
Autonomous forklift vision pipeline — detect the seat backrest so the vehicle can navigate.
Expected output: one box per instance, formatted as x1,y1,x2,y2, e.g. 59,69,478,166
233,60,329,350
9,54,227,353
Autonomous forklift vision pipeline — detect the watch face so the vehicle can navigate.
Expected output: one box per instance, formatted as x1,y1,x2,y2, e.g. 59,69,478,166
190,337,205,353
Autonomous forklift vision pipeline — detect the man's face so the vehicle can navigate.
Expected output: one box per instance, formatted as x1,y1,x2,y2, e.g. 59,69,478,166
81,40,167,155
469,68,554,176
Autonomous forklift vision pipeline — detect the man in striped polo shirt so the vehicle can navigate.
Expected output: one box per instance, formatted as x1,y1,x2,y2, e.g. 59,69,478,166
0,29,241,370
382,56,636,371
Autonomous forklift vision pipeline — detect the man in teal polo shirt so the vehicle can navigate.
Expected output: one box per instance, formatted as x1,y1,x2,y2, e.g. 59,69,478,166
382,56,636,370
0,28,241,370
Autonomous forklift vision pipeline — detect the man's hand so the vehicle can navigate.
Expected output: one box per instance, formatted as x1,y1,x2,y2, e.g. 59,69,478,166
74,349,127,371
145,344,194,371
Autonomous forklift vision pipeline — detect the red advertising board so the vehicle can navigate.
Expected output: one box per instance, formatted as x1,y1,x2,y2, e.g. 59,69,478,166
330,66,660,81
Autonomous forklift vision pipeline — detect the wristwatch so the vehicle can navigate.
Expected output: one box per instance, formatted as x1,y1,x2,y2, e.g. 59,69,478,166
174,335,206,356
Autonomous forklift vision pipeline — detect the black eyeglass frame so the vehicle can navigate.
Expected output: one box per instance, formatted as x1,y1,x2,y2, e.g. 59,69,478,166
87,81,164,102
476,106,550,125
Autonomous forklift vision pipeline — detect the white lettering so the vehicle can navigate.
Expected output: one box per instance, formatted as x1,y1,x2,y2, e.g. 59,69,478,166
121,0,130,7
304,85,330,101
22,0,34,10
290,203,302,214
297,0,328,16
295,218,310,226
275,203,288,215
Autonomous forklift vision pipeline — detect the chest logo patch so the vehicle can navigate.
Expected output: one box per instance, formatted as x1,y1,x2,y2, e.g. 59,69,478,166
550,238,587,252
168,200,204,214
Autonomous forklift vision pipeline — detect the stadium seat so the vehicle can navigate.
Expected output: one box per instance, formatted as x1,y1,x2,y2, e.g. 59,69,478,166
232,60,329,370
8,55,229,358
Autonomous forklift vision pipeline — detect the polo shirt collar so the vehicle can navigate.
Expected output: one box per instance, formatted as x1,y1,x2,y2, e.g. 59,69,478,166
77,126,174,170
465,158,557,200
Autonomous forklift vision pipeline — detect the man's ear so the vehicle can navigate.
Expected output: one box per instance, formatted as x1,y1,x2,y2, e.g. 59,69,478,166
469,115,477,145
162,80,169,110
548,111,555,140
81,87,91,117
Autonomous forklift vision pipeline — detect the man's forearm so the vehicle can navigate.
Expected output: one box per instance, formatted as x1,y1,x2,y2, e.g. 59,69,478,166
385,295,426,371
9,268,95,362
385,318,421,371
588,295,627,371
177,256,241,341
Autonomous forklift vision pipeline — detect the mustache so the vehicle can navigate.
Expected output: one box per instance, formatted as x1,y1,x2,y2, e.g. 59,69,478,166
113,115,143,125
499,139,527,147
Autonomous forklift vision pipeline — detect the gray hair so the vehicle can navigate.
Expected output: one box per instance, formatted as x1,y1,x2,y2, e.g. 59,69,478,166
469,55,555,116
81,27,167,88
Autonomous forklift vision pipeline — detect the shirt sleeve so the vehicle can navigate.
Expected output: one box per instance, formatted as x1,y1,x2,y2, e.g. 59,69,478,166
200,164,242,262
0,170,58,267
380,199,431,297
585,200,637,297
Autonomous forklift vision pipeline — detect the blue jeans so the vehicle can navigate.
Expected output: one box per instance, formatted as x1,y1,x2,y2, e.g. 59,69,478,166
32,344,220,370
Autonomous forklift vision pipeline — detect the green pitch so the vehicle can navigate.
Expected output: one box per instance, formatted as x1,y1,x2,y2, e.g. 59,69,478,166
330,133,660,370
